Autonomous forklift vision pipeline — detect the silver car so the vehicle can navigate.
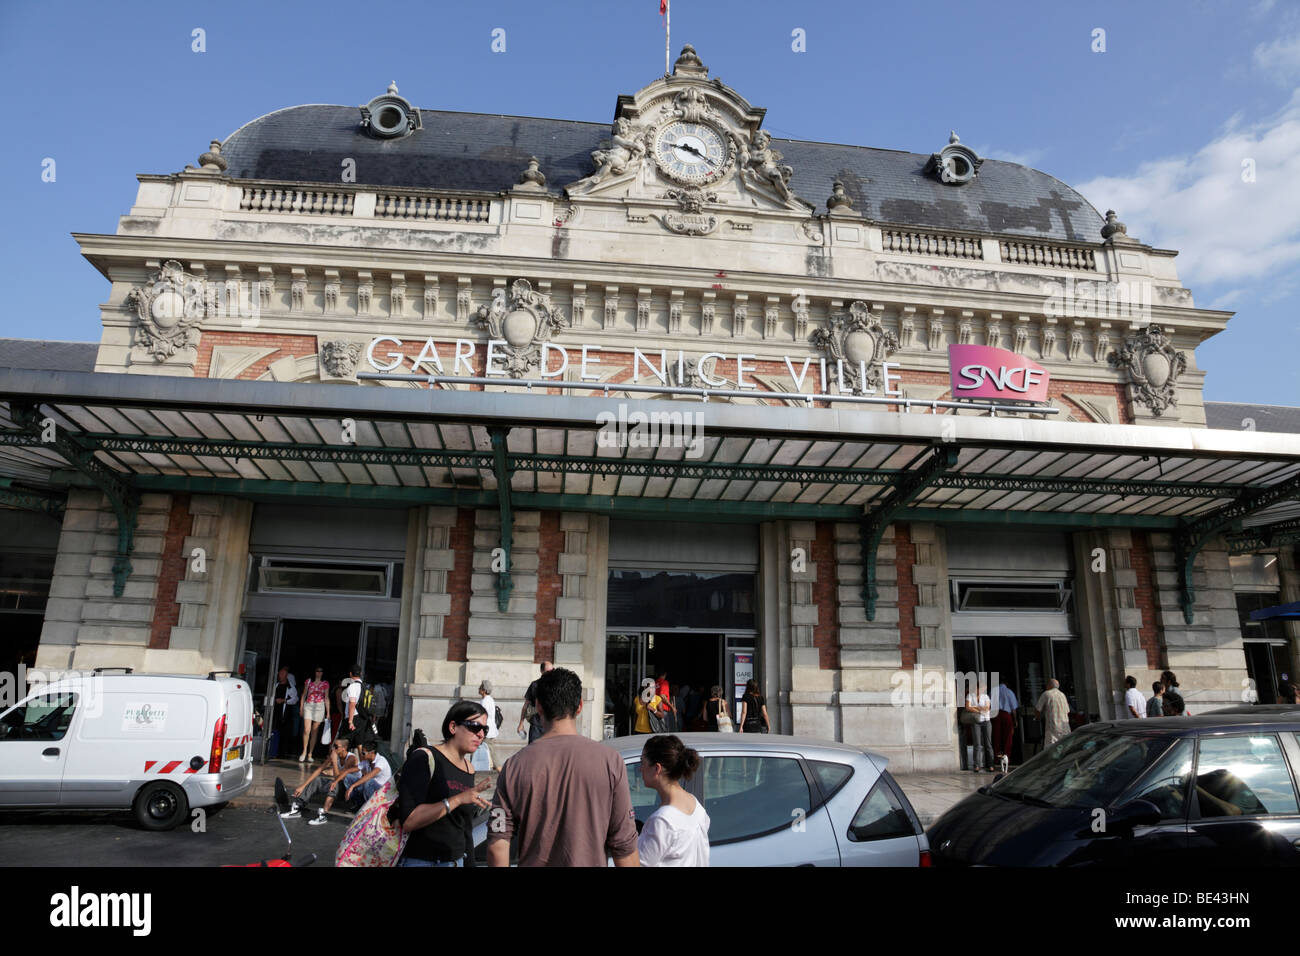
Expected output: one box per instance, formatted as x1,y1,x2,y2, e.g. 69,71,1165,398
605,733,930,866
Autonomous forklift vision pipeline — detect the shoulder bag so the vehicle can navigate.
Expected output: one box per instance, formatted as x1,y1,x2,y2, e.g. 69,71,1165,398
715,701,734,733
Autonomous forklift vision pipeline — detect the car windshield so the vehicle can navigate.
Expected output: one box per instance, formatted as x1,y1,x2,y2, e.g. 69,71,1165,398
989,732,1174,809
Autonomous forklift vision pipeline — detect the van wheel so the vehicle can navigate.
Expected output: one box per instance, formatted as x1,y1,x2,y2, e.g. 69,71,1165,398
133,782,189,831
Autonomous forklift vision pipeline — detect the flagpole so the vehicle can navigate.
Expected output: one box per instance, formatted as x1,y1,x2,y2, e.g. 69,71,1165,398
665,0,670,76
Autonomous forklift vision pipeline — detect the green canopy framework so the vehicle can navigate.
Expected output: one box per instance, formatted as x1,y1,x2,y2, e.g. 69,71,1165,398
1,368,1298,620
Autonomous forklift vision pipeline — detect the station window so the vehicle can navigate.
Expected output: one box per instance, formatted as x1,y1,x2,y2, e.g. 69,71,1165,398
252,557,395,596
952,580,1072,612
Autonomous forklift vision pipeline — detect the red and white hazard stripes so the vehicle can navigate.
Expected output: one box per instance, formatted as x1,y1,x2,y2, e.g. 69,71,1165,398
142,759,191,774
141,735,249,775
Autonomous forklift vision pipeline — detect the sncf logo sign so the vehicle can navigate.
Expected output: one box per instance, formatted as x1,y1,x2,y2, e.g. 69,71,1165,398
948,345,1050,403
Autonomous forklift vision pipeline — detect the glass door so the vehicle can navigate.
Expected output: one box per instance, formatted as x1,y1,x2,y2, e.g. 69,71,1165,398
604,633,641,737
238,619,280,764
361,624,398,741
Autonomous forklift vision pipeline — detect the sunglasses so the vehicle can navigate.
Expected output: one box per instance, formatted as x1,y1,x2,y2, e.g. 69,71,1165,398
459,722,489,736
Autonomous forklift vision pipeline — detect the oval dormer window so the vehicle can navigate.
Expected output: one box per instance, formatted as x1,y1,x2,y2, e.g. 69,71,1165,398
930,131,982,186
361,85,421,140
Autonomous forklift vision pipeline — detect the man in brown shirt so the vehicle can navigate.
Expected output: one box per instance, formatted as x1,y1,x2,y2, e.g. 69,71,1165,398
487,667,639,867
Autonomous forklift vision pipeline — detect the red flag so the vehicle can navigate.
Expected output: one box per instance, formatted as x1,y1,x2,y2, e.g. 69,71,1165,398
660,0,667,14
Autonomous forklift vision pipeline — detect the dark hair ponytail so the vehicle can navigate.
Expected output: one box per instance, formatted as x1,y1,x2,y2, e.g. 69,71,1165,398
643,734,700,782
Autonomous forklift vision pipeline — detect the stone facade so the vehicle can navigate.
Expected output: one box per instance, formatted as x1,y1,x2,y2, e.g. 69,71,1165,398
11,46,1293,768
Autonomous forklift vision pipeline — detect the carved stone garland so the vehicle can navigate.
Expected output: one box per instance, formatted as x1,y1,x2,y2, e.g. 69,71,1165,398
473,278,568,378
809,301,899,394
1108,325,1187,416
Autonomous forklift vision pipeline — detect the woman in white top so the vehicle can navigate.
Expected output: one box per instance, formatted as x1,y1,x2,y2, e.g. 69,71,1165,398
638,734,710,867
472,679,499,772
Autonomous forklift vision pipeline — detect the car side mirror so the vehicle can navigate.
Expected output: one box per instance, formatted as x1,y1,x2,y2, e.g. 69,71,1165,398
1106,799,1162,834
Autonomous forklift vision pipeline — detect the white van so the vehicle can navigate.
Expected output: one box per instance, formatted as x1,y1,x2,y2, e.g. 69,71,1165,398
0,669,254,829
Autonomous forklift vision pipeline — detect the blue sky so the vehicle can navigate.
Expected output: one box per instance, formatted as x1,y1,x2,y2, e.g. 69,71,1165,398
1,0,1297,404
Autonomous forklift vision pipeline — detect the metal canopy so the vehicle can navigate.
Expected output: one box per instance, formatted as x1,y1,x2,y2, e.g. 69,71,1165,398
1,368,1298,617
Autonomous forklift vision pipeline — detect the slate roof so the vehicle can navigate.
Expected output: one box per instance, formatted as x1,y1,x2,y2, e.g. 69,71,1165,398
1205,402,1300,435
0,339,97,373
220,105,1106,243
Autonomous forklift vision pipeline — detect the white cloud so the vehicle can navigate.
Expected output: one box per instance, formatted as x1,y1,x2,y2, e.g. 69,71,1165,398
971,145,1047,169
1254,31,1300,82
1207,289,1245,309
1075,90,1300,286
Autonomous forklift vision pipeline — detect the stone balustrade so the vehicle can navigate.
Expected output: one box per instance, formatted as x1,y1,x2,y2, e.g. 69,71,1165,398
1000,239,1098,272
882,228,984,261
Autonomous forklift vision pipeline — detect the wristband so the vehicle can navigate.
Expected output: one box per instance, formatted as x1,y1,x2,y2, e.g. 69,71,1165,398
443,798,452,816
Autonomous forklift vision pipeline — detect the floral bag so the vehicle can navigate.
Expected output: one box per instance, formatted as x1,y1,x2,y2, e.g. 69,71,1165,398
334,776,407,867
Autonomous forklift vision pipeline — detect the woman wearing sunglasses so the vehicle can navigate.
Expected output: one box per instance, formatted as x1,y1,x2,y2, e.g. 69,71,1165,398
391,700,492,867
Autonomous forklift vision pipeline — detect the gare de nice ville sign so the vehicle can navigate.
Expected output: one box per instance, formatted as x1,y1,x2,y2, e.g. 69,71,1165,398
363,335,1053,406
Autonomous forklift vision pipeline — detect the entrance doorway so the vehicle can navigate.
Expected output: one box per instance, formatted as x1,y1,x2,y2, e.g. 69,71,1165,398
953,635,1083,767
239,618,398,762
604,631,756,737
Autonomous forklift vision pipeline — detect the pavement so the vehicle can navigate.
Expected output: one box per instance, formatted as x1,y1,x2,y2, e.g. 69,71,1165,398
892,770,987,827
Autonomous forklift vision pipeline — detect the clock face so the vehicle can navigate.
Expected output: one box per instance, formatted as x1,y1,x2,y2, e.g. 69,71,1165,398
654,121,729,185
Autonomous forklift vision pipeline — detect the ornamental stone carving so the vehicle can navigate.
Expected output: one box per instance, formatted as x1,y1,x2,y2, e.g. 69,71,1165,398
809,301,899,394
660,185,719,235
125,260,204,362
571,117,649,192
738,129,794,202
1108,325,1188,416
320,339,364,378
473,278,568,378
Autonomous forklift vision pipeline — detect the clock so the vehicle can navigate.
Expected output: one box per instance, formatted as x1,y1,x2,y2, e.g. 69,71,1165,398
653,121,730,185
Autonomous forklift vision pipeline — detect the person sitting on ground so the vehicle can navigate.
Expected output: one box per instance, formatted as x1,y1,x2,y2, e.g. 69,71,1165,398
1147,681,1165,718
345,739,393,807
282,735,359,825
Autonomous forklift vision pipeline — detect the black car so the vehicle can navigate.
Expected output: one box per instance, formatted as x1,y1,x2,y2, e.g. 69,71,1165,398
928,715,1300,865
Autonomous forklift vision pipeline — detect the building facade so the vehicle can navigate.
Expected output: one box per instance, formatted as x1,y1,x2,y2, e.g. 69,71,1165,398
3,45,1299,770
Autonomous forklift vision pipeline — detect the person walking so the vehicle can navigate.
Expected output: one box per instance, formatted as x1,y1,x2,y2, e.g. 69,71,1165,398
340,665,364,735
638,735,710,867
632,678,666,734
1124,675,1146,718
487,667,639,867
473,679,498,772
1035,678,1071,748
517,661,553,744
703,685,729,731
737,680,769,734
270,667,298,759
992,680,1018,766
965,681,994,772
1161,670,1189,716
299,666,329,762
391,701,492,867
1147,681,1166,717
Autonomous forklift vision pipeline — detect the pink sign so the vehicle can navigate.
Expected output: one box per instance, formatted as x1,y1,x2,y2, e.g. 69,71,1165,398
948,345,1050,403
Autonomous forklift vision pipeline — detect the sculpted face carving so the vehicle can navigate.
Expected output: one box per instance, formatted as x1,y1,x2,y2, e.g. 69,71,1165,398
321,340,364,378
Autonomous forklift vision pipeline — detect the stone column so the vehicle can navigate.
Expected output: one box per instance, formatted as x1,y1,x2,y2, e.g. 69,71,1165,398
36,489,170,674
406,506,467,741
782,521,835,738
152,495,252,676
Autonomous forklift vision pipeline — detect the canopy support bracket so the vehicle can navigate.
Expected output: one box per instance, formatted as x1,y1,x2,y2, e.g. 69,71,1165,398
861,446,959,621
1175,470,1300,624
10,402,139,596
490,426,514,613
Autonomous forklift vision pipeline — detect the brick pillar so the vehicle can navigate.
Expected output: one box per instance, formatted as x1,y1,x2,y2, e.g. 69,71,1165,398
149,494,193,649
